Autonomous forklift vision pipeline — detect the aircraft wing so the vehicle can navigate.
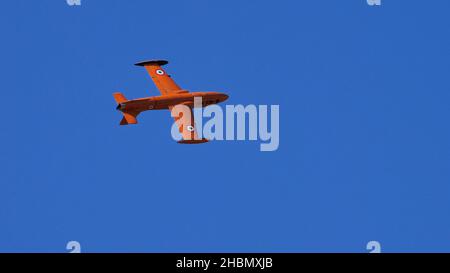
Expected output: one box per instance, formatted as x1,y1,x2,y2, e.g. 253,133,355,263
135,60,188,96
170,105,208,144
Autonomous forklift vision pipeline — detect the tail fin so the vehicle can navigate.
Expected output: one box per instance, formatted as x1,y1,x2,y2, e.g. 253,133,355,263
113,92,128,104
113,92,139,126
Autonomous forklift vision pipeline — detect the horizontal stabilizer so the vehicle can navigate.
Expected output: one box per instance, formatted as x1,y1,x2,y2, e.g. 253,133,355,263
120,111,138,125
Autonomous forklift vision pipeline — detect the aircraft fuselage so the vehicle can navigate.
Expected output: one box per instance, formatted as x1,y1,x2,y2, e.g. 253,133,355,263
116,91,228,113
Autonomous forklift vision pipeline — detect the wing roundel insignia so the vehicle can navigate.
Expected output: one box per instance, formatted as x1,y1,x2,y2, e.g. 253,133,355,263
156,69,165,75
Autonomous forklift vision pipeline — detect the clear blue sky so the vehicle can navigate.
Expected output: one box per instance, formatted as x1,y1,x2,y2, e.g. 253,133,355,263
1,0,450,253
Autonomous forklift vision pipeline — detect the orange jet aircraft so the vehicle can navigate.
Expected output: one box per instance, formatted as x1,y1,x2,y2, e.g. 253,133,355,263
113,60,229,144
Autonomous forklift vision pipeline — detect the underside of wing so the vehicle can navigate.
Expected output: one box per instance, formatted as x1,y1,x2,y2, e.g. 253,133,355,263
169,105,208,144
136,60,188,96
